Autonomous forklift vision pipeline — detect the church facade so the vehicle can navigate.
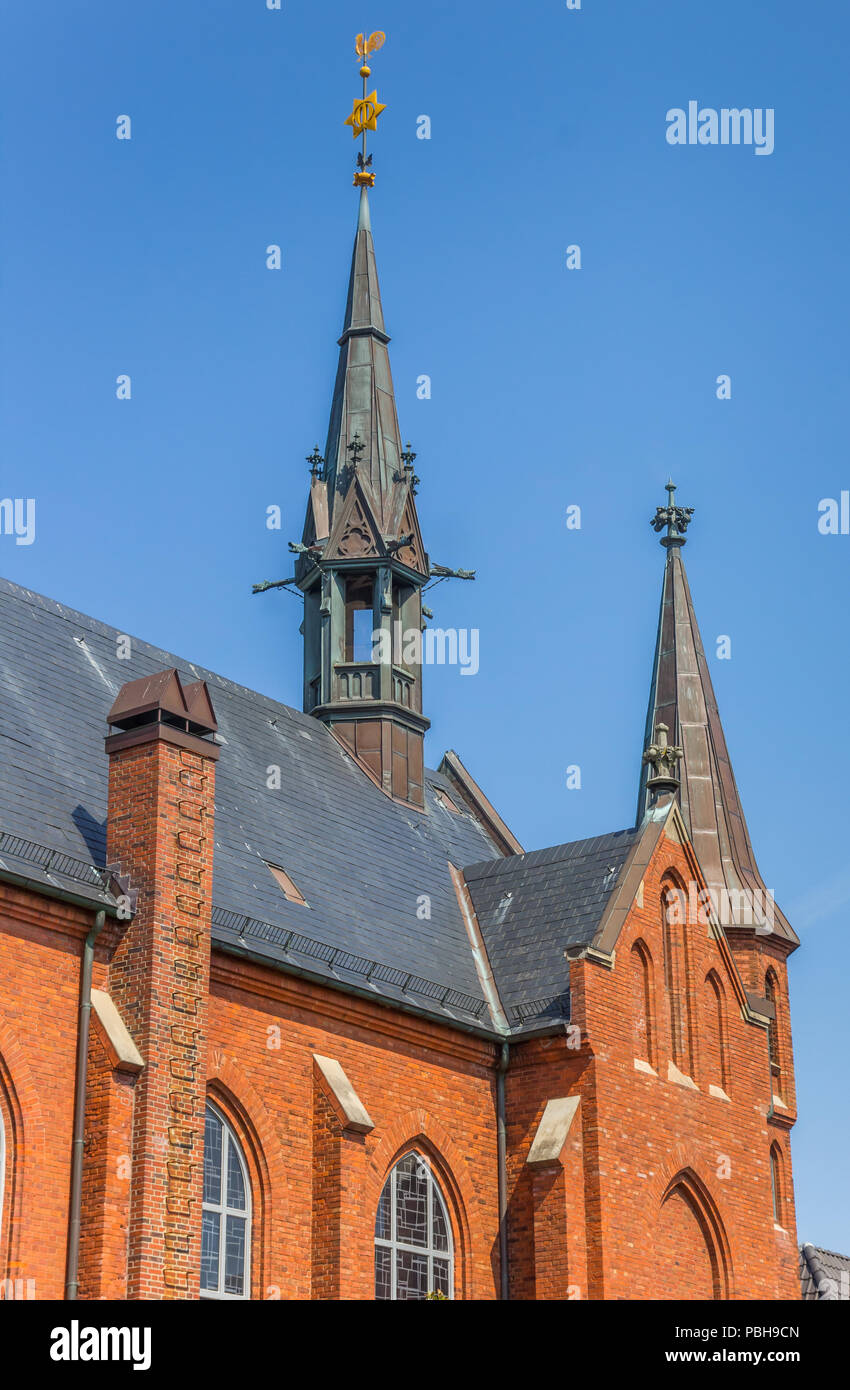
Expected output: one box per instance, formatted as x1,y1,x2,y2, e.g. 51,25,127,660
0,167,800,1302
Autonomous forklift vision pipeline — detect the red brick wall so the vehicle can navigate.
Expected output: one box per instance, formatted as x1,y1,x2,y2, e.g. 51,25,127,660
78,1026,136,1300
0,815,801,1302
206,957,502,1299
0,885,89,1300
569,827,800,1300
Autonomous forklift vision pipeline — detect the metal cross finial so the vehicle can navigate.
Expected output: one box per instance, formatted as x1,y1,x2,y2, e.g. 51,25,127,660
651,479,694,548
306,446,324,479
347,432,365,466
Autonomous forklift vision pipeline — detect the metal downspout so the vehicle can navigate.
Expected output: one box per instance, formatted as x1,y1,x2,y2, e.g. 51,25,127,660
65,908,106,1300
497,1040,510,1300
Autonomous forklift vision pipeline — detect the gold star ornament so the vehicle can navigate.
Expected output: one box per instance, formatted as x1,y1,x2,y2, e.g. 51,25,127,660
344,90,387,139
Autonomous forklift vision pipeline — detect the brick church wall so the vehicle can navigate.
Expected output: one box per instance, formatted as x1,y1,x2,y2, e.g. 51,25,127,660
0,818,801,1302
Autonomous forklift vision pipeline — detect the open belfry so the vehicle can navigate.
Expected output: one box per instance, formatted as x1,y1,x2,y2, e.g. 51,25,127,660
0,34,800,1301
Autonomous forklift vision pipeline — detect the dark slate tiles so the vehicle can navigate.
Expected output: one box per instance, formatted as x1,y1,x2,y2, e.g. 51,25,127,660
464,829,640,1013
0,577,499,1015
799,1244,850,1300
0,576,641,1034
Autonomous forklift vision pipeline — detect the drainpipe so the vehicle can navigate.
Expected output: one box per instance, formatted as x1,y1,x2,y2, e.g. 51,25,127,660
497,1040,510,1300
65,908,106,1300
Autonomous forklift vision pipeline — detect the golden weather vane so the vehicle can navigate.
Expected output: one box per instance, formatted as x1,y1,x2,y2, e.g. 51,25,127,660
344,30,386,187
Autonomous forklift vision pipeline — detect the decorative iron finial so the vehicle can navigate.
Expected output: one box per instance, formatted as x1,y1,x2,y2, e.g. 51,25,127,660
651,479,694,548
307,446,324,479
642,721,683,795
345,32,387,187
400,440,420,495
347,432,365,467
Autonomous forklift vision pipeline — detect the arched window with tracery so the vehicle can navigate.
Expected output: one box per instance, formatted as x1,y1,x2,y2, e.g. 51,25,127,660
765,971,782,1088
374,1152,454,1300
631,940,656,1068
201,1101,251,1300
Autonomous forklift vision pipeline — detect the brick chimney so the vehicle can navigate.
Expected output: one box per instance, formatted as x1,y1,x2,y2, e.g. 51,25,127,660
104,669,219,1300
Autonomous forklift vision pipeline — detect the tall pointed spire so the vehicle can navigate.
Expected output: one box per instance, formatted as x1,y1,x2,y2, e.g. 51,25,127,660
290,32,430,807
321,184,409,536
638,484,797,945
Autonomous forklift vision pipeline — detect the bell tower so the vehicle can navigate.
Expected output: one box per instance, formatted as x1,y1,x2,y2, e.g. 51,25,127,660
253,32,475,807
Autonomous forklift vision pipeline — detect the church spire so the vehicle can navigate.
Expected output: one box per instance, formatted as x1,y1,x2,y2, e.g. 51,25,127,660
637,483,798,945
252,33,476,805
320,182,410,535
291,33,430,807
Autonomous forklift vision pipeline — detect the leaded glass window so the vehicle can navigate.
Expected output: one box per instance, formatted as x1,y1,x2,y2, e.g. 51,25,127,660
201,1102,251,1299
374,1152,454,1299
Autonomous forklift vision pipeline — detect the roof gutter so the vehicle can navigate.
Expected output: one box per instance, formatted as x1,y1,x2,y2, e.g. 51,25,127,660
214,939,572,1046
65,908,106,1300
0,865,120,917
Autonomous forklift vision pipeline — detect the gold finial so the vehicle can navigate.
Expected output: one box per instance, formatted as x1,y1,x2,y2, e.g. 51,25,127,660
345,31,387,187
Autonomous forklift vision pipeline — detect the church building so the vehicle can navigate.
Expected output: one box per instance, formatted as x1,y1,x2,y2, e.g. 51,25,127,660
0,42,800,1302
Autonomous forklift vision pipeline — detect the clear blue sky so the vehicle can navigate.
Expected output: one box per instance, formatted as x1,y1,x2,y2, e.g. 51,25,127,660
1,1,848,1257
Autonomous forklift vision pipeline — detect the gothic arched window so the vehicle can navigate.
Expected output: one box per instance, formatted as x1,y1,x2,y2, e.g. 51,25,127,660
631,940,656,1068
201,1102,251,1299
661,878,692,1074
374,1152,454,1300
765,971,782,1086
770,1143,784,1225
704,970,729,1093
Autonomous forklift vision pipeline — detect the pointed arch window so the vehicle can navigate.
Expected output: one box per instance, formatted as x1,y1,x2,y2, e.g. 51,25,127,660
661,879,692,1074
704,971,729,1093
631,940,656,1068
770,1143,784,1225
201,1102,251,1300
765,972,781,1085
374,1152,454,1300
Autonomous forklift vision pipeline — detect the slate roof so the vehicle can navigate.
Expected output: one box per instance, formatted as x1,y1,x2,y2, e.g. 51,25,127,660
463,830,641,1022
0,575,637,1036
800,1244,850,1300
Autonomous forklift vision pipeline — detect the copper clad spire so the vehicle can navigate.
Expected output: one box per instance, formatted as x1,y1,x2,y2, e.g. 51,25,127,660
638,484,797,944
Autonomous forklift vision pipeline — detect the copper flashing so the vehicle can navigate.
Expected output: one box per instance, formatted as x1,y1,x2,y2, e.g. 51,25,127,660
438,750,523,857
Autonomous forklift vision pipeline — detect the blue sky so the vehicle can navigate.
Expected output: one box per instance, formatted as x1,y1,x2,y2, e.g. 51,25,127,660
1,1,848,1256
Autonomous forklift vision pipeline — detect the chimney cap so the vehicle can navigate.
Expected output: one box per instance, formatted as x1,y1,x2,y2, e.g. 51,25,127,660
183,679,219,734
106,669,217,738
